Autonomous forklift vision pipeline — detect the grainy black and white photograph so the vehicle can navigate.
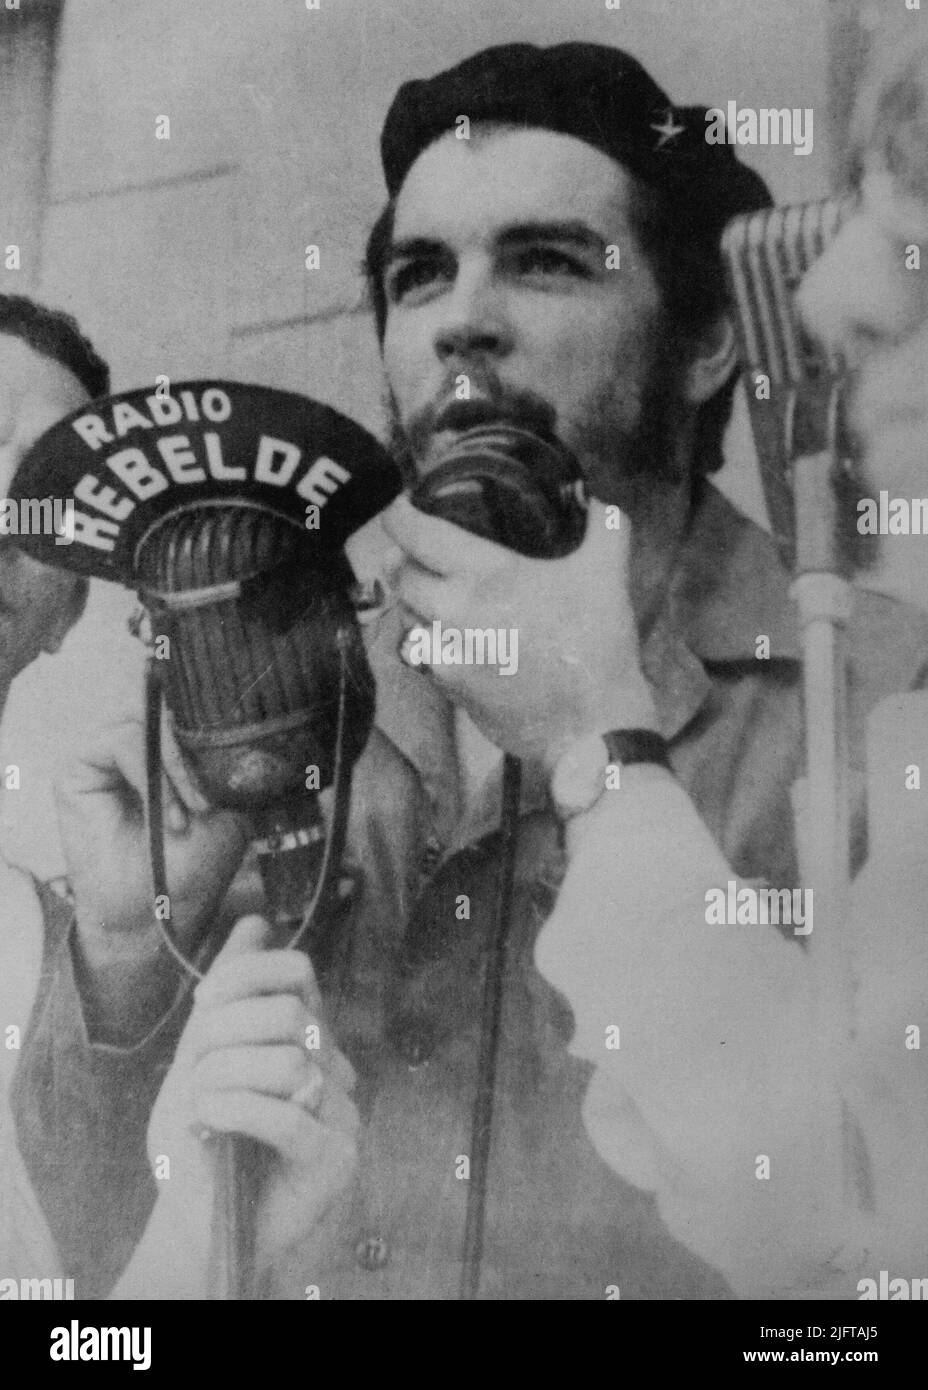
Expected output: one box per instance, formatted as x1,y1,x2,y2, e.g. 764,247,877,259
0,0,925,1351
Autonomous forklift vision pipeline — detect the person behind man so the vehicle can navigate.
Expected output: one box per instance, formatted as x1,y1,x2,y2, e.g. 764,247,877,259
12,44,928,1299
0,294,104,1275
532,30,928,1298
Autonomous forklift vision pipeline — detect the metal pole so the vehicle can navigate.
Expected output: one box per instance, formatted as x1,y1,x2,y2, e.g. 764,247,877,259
790,447,855,1059
460,754,523,1300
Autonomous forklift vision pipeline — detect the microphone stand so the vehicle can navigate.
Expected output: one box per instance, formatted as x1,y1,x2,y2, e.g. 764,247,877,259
210,800,329,1302
144,647,355,1300
788,383,855,1060
211,653,354,1300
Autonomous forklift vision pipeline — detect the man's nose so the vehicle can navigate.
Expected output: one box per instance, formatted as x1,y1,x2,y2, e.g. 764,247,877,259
797,212,918,368
432,261,515,365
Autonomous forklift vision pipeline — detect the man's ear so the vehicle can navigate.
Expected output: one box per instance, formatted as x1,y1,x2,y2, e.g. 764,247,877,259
42,577,89,655
683,313,738,406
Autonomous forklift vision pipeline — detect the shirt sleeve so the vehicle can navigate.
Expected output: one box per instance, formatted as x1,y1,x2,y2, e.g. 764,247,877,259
534,763,927,1299
9,906,193,1299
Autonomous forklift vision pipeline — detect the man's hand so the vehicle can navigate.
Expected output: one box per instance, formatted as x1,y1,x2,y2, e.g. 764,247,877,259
58,705,251,960
382,494,658,767
147,916,359,1277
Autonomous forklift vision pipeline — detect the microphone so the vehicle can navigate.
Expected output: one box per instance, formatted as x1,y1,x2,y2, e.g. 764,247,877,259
722,203,859,1061
8,381,404,1301
410,422,587,556
136,503,375,935
133,502,382,1296
721,196,854,572
7,381,403,946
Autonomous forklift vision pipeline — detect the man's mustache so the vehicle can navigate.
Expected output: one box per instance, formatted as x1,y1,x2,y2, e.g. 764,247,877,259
402,375,558,456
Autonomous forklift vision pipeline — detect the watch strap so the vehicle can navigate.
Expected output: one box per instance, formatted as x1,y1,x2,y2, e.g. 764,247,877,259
602,728,671,770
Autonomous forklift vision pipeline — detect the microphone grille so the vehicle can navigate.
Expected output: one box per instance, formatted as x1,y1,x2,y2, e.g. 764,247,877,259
138,505,306,731
135,504,373,809
722,198,852,390
721,197,854,567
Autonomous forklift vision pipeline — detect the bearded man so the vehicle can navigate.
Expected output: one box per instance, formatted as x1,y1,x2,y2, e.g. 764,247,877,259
12,44,928,1300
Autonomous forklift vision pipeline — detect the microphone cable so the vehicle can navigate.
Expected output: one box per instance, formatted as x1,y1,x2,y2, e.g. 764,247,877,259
459,752,523,1301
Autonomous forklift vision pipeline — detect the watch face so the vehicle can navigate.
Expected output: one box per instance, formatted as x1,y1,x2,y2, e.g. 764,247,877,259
551,734,609,817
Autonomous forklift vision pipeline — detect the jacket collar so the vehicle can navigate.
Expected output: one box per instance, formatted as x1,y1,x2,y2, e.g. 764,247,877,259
670,480,800,665
642,480,800,741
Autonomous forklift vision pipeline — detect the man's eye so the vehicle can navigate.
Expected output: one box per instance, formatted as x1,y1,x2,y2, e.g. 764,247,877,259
385,260,449,304
513,246,588,278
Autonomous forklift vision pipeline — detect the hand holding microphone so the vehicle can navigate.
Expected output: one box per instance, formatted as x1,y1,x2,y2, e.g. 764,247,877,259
10,382,403,955
9,383,401,1296
383,490,657,768
136,915,359,1293
59,707,251,947
57,708,253,1040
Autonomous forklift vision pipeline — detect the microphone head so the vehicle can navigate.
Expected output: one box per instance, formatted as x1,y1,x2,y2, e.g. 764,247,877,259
723,199,852,391
136,504,374,811
8,382,402,814
721,198,854,568
722,198,861,567
411,423,587,557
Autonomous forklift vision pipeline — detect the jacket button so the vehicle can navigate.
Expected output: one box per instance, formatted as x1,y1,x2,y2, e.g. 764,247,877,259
418,834,444,878
355,1233,389,1271
391,1017,436,1067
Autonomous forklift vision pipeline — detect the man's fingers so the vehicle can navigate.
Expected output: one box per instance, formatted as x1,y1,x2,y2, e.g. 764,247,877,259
62,718,149,801
190,993,307,1059
194,947,317,1009
195,920,325,1019
195,1045,317,1099
395,569,460,628
158,713,211,816
59,715,211,830
196,1089,359,1170
382,494,509,575
208,913,273,964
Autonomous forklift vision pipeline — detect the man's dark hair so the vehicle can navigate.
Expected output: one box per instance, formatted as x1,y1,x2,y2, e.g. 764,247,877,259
363,170,737,476
0,294,109,399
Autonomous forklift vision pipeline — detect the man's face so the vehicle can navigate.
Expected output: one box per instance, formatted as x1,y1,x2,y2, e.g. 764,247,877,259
798,46,928,611
0,334,89,693
380,127,687,507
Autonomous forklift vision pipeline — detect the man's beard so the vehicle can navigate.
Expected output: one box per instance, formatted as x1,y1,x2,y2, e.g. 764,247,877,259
382,327,692,535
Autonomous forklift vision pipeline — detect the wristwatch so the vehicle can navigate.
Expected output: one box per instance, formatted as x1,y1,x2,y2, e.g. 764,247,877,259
549,728,671,821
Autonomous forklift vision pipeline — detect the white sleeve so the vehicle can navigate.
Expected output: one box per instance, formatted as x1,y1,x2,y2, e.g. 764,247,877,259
534,763,926,1299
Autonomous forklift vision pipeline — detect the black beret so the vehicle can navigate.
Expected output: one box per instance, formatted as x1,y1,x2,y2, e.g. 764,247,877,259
381,42,772,230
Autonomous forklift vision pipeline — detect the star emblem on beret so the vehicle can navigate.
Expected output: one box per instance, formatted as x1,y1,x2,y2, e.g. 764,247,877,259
651,108,686,149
